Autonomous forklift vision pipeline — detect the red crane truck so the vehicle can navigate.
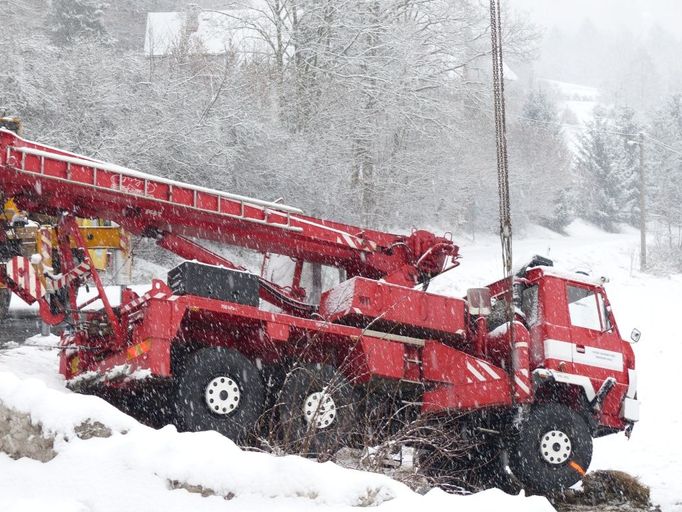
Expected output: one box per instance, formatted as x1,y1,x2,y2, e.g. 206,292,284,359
0,128,639,494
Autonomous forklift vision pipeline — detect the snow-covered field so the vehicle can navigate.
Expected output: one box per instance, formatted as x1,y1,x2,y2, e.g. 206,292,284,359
0,220,678,511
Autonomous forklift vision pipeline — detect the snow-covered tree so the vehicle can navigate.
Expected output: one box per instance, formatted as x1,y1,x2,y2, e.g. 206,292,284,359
509,88,571,230
573,106,622,231
648,95,682,254
612,106,641,226
3,0,542,235
48,0,107,45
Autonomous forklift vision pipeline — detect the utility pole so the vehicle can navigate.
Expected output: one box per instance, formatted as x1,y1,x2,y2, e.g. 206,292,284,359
638,132,647,271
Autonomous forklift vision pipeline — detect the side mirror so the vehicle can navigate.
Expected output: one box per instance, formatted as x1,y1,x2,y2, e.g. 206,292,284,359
467,288,491,316
630,328,641,343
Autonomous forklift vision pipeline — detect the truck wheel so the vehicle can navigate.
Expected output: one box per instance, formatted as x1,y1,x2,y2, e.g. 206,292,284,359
277,364,355,457
175,347,264,443
509,403,592,494
467,446,523,494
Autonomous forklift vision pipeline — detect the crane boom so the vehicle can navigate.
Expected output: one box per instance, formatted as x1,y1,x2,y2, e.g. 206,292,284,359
0,129,457,287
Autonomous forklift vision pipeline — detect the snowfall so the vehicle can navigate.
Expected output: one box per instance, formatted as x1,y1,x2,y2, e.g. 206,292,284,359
0,220,679,512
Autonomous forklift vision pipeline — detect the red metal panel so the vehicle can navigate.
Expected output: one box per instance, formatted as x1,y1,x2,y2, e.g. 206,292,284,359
360,337,405,380
121,175,144,195
539,276,570,328
319,277,466,337
267,321,290,341
173,186,193,206
197,191,219,212
71,164,94,183
421,340,513,410
148,181,169,200
25,153,41,174
422,380,512,412
244,203,266,221
44,157,67,179
219,198,241,216
96,170,119,189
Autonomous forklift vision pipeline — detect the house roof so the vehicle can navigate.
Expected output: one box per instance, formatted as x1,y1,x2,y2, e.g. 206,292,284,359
144,6,272,58
503,62,518,81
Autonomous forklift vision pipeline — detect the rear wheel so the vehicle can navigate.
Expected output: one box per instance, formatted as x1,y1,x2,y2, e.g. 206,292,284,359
466,444,523,494
509,403,592,494
175,347,264,443
0,288,10,321
276,364,355,457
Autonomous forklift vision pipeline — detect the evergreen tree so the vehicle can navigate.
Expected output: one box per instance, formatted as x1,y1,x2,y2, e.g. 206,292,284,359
48,0,107,45
648,95,682,250
552,188,575,233
510,88,571,230
613,106,641,226
573,106,621,231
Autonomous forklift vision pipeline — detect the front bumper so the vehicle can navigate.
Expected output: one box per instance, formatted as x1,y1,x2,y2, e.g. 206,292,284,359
621,396,640,422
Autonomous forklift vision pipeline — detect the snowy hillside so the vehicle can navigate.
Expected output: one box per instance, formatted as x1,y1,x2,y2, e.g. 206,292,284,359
0,221,678,511
537,79,600,148
0,349,550,512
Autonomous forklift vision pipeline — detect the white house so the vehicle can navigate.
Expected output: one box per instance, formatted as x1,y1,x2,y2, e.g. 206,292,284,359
144,3,273,60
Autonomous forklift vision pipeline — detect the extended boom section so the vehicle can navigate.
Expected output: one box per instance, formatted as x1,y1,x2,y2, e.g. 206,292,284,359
0,129,457,288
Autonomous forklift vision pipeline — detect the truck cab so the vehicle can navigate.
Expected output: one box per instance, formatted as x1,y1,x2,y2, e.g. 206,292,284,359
486,261,638,433
521,266,639,432
479,260,639,493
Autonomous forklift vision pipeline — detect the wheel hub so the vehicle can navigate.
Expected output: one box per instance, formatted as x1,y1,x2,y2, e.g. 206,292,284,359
540,429,572,465
204,375,241,416
302,390,337,429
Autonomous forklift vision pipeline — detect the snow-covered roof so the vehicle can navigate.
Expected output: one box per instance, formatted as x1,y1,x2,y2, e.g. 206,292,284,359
503,62,518,81
540,79,599,102
532,265,608,287
463,55,519,83
144,6,272,58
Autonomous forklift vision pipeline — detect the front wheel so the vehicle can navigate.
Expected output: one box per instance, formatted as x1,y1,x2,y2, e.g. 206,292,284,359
509,403,593,494
175,347,265,443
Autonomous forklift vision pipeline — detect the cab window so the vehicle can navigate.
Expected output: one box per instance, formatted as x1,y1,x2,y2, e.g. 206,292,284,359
521,285,540,326
567,285,603,331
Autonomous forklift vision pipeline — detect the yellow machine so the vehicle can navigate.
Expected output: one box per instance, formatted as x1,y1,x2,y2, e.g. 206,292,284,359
1,198,131,319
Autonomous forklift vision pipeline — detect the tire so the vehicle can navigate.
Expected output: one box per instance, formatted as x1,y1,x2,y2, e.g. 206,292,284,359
423,423,522,495
509,403,593,494
466,444,523,494
175,347,265,443
276,364,355,457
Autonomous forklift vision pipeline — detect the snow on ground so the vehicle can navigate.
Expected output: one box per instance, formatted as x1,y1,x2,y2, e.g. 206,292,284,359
0,219,678,511
0,336,552,512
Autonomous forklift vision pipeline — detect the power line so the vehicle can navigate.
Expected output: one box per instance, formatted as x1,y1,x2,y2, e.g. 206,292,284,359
464,103,638,138
642,133,682,157
508,110,682,156
466,100,682,154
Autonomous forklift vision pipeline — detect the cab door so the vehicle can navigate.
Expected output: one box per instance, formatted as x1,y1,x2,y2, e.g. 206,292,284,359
565,283,624,380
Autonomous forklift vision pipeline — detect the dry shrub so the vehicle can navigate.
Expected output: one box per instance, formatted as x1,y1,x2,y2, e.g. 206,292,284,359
557,470,653,510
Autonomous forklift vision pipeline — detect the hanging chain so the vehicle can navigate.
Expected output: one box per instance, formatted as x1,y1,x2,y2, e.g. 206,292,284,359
489,0,514,329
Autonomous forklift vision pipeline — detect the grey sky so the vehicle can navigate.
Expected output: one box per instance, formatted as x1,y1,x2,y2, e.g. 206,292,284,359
509,0,682,36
